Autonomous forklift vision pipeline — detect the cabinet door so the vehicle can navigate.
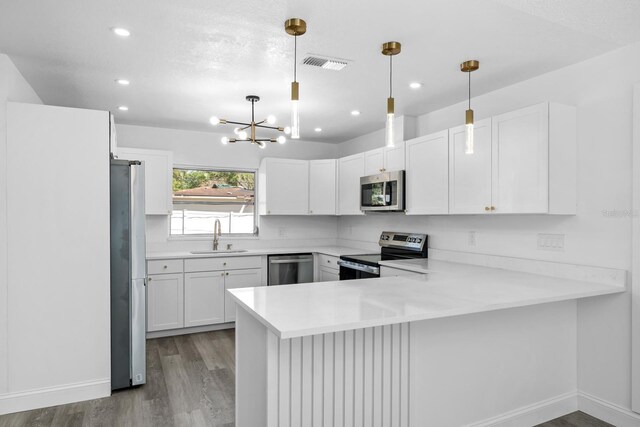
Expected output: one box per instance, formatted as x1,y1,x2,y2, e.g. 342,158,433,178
147,273,184,332
184,271,225,327
364,148,385,175
262,158,310,215
224,268,262,322
384,142,405,172
449,118,492,214
309,159,337,215
405,131,449,214
492,103,549,213
117,147,173,215
318,266,340,282
337,153,365,215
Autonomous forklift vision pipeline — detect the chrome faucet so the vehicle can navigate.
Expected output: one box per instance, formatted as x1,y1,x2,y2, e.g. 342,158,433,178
213,219,222,251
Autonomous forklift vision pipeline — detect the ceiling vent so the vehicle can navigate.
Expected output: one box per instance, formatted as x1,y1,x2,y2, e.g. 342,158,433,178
302,54,350,71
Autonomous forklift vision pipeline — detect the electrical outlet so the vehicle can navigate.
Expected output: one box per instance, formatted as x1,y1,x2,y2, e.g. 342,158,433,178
468,231,477,247
278,227,287,238
537,233,565,251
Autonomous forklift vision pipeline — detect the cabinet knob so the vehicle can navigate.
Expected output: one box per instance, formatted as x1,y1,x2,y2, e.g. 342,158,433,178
327,260,330,263
310,210,313,214
223,262,227,266
226,272,229,276
485,206,490,211
490,206,495,211
268,210,271,214
221,272,224,276
163,265,168,269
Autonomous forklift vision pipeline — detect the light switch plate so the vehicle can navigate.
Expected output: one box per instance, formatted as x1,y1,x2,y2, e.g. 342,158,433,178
537,233,565,251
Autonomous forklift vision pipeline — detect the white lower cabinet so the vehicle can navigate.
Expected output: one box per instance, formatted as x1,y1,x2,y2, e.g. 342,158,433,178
147,273,184,332
318,265,340,282
184,271,226,327
224,269,262,322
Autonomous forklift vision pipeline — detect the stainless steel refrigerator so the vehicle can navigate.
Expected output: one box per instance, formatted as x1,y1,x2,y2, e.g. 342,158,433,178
110,159,146,390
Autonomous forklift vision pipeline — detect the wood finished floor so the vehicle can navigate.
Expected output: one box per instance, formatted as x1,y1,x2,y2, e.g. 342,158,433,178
0,329,615,427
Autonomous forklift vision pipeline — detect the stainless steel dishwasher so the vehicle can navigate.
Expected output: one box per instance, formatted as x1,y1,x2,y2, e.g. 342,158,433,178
268,253,314,285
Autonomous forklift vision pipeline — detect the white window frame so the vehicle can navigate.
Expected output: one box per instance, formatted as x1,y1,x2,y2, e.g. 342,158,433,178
169,165,259,238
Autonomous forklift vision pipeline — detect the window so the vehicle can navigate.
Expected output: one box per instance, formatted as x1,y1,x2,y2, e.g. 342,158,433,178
171,168,256,236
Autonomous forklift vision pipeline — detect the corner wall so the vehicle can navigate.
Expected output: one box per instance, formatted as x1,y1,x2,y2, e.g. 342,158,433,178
0,54,42,397
336,41,640,416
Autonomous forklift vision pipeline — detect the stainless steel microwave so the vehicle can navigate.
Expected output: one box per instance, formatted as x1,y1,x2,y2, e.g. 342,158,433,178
360,170,405,212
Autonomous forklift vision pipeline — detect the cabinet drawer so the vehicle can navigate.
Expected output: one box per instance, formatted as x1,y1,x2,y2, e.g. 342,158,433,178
185,256,262,272
318,254,340,270
147,259,184,275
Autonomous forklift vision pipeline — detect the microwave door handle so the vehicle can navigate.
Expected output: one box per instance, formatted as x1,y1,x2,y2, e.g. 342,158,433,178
383,181,388,206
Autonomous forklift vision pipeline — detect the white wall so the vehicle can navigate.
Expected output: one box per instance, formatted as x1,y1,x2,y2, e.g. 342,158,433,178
115,124,341,252
0,54,42,396
336,42,640,413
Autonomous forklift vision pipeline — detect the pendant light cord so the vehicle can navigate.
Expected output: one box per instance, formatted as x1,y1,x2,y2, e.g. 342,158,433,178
468,71,471,110
294,35,297,82
389,55,393,98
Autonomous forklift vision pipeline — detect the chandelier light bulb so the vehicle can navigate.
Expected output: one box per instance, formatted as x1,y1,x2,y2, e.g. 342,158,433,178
233,127,240,135
277,135,286,144
284,126,291,135
221,137,229,145
238,130,248,140
258,141,267,149
209,116,221,126
112,27,130,37
266,115,277,125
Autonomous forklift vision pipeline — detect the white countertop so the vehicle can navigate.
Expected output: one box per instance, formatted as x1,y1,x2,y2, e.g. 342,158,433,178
228,263,625,339
146,246,368,260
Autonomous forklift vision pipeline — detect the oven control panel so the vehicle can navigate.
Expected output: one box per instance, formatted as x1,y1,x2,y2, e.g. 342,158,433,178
379,231,427,250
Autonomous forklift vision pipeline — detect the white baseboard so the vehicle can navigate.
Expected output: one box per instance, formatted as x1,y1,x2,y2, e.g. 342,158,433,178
578,391,640,427
467,391,578,427
146,322,235,339
0,379,110,416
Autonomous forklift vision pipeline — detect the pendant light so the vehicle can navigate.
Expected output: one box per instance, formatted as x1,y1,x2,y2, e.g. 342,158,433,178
285,18,306,139
382,42,401,148
460,60,479,154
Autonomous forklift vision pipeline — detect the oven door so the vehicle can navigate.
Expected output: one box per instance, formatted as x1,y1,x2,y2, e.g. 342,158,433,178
338,260,380,280
360,171,404,212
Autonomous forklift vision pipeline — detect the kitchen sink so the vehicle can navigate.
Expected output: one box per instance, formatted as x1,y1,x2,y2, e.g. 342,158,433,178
190,249,249,255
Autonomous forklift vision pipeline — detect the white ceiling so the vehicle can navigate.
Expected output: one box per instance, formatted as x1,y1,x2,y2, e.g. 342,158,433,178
1,0,638,142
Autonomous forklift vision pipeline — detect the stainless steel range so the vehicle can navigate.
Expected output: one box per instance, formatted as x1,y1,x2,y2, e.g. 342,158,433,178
338,231,428,280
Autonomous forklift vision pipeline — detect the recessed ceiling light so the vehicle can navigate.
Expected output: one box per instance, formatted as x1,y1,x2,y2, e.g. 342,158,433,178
409,82,422,89
112,27,131,37
115,79,130,85
314,127,322,132
351,110,361,116
118,106,129,111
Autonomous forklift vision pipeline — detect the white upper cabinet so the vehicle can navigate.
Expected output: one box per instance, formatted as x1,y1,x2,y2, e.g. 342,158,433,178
449,118,493,214
337,153,365,215
364,148,385,175
117,147,173,215
405,131,449,215
309,159,337,215
259,158,310,215
384,141,406,172
363,143,406,175
492,103,576,214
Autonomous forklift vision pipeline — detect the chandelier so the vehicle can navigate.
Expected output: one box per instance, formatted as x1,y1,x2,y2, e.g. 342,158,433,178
209,95,290,148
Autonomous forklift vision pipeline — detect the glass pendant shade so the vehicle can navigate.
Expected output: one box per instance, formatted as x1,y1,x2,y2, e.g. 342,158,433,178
386,97,395,147
465,109,474,154
291,81,300,139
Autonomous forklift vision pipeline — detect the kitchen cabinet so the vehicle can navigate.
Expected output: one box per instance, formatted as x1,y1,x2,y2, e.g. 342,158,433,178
259,158,310,215
147,273,184,332
318,266,340,282
117,147,173,215
363,143,406,175
449,118,493,214
224,268,262,322
316,254,340,282
405,130,449,215
447,103,576,215
309,159,337,215
184,271,226,327
337,153,365,215
491,102,576,214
